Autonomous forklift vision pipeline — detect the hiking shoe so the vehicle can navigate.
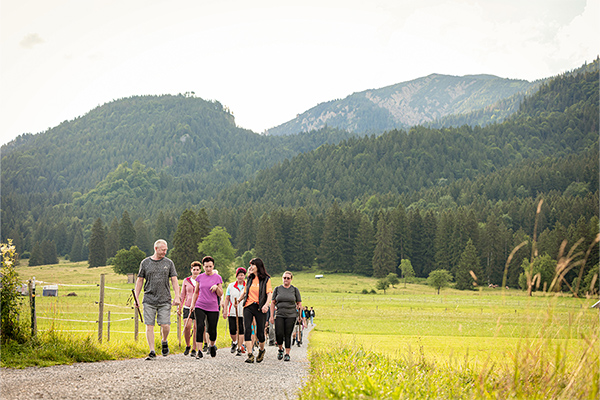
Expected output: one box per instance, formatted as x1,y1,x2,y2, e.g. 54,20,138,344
236,348,242,356
210,345,217,358
196,350,203,359
184,346,191,356
284,354,290,362
277,349,284,360
241,344,246,354
145,351,156,360
256,348,265,363
162,342,169,356
203,343,208,352
231,342,237,353
245,353,255,363
297,341,301,347
190,349,197,358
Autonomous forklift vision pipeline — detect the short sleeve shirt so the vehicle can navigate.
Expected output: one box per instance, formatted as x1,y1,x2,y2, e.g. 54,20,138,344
272,285,301,318
225,281,245,317
138,256,177,305
194,273,223,312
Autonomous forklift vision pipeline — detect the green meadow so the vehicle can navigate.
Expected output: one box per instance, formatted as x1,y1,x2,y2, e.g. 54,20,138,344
6,262,599,398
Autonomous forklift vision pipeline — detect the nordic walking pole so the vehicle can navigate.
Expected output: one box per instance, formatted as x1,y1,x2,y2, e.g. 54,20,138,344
131,289,143,324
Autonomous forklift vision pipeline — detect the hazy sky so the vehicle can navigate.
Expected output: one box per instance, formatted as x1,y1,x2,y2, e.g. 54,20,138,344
1,0,598,145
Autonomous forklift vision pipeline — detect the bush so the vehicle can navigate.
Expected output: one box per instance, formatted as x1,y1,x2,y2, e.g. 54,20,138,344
1,240,27,344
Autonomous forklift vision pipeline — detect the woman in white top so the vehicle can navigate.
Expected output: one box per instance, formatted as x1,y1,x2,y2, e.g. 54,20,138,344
223,267,246,355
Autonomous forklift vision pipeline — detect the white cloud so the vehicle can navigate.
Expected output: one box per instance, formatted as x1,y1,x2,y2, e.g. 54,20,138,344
19,33,44,49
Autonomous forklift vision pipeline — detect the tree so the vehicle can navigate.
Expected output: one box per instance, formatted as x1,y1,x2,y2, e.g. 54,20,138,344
353,214,375,276
255,213,285,274
118,211,136,252
70,225,84,262
236,209,255,255
41,240,58,265
428,269,453,294
399,259,415,288
170,209,203,278
105,217,120,259
373,217,395,278
376,278,390,294
518,254,557,293
387,272,400,288
28,241,43,267
88,217,106,268
318,202,345,271
134,218,152,255
454,239,482,290
198,226,236,283
113,246,146,275
289,208,315,270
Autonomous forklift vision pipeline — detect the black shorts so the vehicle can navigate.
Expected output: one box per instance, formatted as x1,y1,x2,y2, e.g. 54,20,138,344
183,308,195,320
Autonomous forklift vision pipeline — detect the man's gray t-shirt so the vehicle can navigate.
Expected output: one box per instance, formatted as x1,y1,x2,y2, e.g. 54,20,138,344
138,256,177,305
272,285,301,318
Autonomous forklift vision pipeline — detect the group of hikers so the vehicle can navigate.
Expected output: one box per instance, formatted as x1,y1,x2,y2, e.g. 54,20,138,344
134,239,315,363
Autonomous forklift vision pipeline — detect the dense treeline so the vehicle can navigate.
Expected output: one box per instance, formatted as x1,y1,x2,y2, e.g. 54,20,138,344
1,62,597,294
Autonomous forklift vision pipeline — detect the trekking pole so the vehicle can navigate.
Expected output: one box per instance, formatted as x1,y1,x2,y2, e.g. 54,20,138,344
131,289,143,323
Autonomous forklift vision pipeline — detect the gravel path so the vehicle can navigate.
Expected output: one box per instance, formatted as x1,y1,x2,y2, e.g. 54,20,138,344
1,325,314,400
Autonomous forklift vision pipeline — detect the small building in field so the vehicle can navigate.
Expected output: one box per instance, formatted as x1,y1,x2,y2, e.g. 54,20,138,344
43,285,58,297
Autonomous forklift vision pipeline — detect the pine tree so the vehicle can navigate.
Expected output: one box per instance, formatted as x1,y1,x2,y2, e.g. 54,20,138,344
119,211,136,251
70,224,84,262
421,211,437,277
289,207,315,270
408,209,425,277
390,205,409,270
154,211,169,242
255,213,285,274
455,239,482,290
197,208,211,241
134,218,152,255
28,241,43,266
372,217,395,278
105,217,120,259
88,217,107,268
170,209,203,277
41,240,58,265
318,202,344,271
236,209,255,255
353,214,375,276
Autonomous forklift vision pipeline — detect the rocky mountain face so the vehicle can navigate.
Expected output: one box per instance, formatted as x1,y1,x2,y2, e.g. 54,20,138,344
267,73,537,135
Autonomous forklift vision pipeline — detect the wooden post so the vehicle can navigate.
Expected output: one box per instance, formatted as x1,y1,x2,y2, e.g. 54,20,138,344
29,277,37,336
177,312,182,348
134,305,139,341
107,310,111,343
98,274,105,343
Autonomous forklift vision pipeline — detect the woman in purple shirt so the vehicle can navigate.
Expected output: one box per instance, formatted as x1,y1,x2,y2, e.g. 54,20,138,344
190,256,223,358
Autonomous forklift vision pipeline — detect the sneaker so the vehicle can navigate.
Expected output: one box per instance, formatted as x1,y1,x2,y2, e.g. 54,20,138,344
145,350,156,360
196,350,203,359
210,345,217,358
241,344,246,354
203,343,208,353
162,342,169,356
236,348,242,356
245,353,255,363
277,349,284,360
256,349,265,363
284,354,290,362
184,346,191,356
190,349,196,358
231,342,237,353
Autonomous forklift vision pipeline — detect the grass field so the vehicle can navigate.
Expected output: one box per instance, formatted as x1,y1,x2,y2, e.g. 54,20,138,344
8,262,600,398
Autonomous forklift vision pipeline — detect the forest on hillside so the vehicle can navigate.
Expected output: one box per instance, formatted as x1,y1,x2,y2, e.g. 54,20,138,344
1,64,598,294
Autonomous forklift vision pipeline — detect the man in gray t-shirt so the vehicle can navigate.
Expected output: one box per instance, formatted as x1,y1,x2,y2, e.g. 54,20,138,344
135,239,180,360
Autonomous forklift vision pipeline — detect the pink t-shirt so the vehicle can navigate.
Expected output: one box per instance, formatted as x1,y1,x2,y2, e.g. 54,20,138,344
179,276,197,308
194,273,223,312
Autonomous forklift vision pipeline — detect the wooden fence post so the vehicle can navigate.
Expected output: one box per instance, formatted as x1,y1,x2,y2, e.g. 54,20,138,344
98,274,105,343
29,277,37,336
107,310,111,343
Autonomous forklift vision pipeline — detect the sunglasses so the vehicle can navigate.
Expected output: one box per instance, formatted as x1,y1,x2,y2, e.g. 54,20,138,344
283,277,292,280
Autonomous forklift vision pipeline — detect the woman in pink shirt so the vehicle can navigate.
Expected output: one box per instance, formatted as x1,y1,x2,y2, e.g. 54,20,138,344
177,261,201,357
190,256,223,358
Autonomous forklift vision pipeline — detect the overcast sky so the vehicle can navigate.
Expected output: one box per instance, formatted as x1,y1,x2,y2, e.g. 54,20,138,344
1,0,598,145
